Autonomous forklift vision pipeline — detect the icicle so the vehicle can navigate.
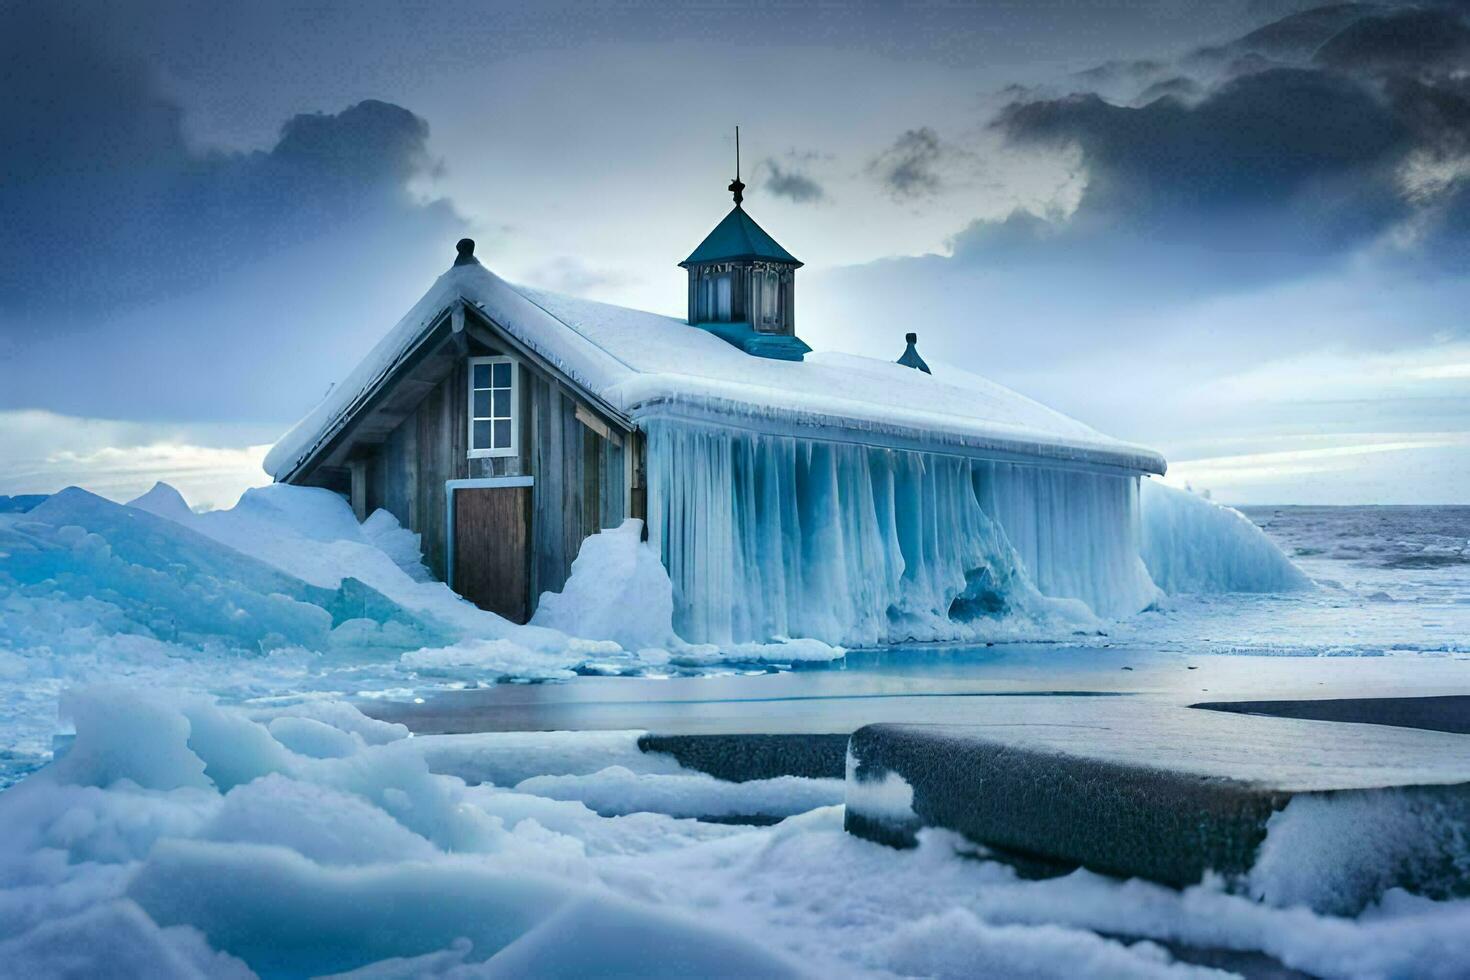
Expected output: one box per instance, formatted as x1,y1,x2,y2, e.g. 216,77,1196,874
644,418,1166,645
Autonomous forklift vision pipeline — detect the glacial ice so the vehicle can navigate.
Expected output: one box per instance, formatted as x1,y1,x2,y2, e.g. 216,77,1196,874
1140,478,1311,594
645,420,1152,645
644,419,1313,645
4,487,428,654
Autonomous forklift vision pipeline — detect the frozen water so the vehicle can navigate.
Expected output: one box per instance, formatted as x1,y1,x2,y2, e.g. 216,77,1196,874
1141,480,1310,594
2,691,1468,979
513,766,844,819
1,475,1466,974
644,420,1310,644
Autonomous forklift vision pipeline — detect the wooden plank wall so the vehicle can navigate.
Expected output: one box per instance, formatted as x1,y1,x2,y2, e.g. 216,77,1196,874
526,374,626,597
366,339,627,605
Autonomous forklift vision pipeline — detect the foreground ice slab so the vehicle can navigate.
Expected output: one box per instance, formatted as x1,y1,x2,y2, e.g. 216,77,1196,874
845,710,1470,914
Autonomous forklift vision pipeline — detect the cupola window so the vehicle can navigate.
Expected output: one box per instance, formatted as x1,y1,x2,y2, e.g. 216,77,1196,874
703,273,732,321
758,270,779,329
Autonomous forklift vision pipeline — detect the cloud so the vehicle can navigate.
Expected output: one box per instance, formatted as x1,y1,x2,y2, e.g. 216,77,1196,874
1189,3,1369,65
0,4,455,315
867,127,949,200
977,4,1470,284
1313,7,1470,75
0,3,465,429
0,410,272,508
995,69,1409,275
763,161,826,203
524,257,636,296
1162,433,1470,505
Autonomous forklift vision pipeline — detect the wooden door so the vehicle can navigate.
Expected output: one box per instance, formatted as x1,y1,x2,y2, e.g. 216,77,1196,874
453,486,532,623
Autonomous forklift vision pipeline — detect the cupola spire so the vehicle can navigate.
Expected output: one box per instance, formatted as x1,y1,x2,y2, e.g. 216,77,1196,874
727,126,745,206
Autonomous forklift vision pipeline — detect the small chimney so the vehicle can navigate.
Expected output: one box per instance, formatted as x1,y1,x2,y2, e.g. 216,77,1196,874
454,238,478,266
898,332,931,374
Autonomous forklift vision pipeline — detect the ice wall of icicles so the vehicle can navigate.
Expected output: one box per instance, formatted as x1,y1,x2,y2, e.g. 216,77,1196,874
644,420,1159,645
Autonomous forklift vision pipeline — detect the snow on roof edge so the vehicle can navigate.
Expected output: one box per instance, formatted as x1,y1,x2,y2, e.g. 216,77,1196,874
266,262,1167,481
625,390,1166,475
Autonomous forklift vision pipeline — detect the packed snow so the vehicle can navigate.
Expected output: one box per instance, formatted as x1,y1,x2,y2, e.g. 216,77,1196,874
529,518,677,650
2,477,1446,787
2,689,1469,978
266,260,1166,481
0,482,849,786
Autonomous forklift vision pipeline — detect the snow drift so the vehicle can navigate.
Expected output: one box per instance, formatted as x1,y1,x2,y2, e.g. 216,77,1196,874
2,487,436,655
530,518,676,650
3,690,1466,980
1140,479,1311,594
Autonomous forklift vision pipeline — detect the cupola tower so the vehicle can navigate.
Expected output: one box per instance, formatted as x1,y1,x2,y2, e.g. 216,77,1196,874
679,129,810,361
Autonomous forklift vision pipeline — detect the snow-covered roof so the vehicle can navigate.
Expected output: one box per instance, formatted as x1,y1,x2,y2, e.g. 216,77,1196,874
265,260,1166,480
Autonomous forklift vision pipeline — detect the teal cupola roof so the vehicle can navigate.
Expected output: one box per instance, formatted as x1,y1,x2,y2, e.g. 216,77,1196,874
680,207,803,268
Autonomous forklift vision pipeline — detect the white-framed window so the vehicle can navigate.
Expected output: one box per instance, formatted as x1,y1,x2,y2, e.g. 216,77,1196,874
467,355,518,458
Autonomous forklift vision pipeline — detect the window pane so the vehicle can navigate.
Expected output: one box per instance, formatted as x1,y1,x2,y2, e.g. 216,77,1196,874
493,419,511,448
492,362,512,387
473,391,491,417
716,277,732,319
472,420,491,449
493,389,510,417
472,364,490,389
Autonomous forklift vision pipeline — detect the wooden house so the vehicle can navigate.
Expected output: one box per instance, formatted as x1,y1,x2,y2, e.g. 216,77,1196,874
267,182,1167,644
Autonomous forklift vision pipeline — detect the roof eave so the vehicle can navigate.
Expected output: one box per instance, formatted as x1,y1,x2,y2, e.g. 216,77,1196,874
678,255,804,269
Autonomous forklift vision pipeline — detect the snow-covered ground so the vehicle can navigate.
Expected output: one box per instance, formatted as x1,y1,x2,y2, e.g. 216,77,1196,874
1,483,1467,976
5,688,1470,978
0,484,843,787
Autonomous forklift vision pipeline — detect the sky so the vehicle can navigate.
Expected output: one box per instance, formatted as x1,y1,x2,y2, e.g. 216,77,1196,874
2,0,1468,506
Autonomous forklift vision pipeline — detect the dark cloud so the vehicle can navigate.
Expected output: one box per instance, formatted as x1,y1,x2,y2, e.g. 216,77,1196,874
1072,59,1169,90
0,4,454,316
1191,3,1371,64
801,2,1470,410
0,3,462,427
1000,68,1406,245
1135,76,1204,104
763,161,826,203
983,4,1470,284
867,128,948,200
1314,7,1470,74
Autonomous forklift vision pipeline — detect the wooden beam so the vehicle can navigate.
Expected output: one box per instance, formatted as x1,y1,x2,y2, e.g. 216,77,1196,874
574,402,621,446
349,459,368,522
